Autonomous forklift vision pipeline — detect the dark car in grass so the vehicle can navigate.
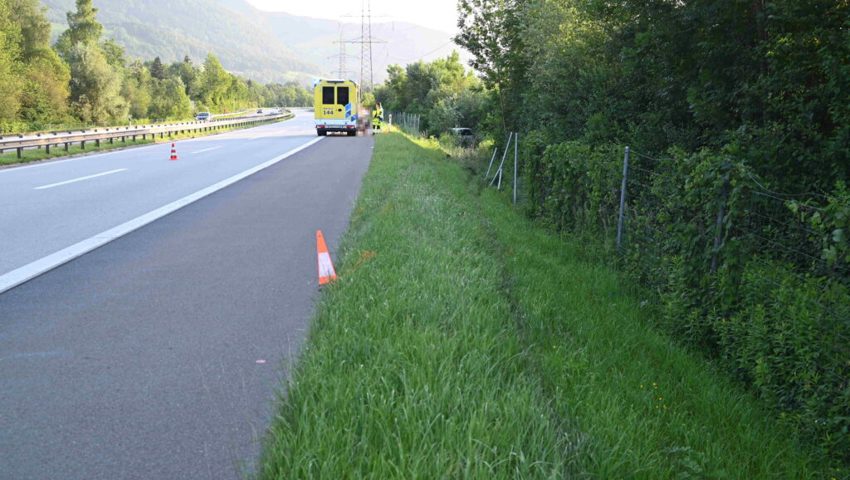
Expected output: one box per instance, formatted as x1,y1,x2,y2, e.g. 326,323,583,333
450,127,476,147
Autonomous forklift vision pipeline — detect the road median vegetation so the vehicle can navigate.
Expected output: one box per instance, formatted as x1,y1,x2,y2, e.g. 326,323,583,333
259,132,843,478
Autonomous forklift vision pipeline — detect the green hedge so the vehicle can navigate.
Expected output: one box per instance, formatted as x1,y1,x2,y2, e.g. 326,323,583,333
521,134,850,465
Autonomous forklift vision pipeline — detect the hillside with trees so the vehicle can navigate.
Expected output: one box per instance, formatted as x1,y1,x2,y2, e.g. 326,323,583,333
40,0,318,83
38,0,464,85
0,0,312,133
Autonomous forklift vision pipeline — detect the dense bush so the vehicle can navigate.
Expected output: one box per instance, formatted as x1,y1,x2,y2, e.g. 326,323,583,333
718,260,850,457
457,0,850,465
375,52,488,137
516,136,850,463
523,138,621,235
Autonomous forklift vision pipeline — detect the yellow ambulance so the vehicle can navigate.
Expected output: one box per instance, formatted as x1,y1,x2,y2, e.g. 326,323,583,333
313,79,359,136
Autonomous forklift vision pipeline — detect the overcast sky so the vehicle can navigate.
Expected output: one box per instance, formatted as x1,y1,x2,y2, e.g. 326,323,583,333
243,0,460,34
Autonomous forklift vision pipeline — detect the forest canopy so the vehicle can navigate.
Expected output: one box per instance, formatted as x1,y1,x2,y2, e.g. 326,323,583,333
0,0,312,133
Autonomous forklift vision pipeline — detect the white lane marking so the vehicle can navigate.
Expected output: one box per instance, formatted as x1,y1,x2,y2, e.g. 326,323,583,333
191,146,222,154
34,169,128,190
0,144,162,173
0,136,324,295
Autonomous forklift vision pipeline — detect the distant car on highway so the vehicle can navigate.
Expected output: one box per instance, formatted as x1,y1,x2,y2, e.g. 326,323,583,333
256,108,263,114
195,112,211,122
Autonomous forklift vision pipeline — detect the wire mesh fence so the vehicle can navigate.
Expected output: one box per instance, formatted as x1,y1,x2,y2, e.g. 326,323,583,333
482,132,523,205
389,112,422,137
608,144,850,459
513,138,849,459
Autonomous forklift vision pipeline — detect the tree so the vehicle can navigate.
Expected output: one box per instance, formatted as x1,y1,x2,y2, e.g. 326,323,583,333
0,0,24,128
19,54,71,127
56,0,127,124
224,76,249,112
8,0,70,126
198,53,231,111
9,0,51,59
55,0,102,57
100,38,125,69
168,55,199,98
67,42,127,124
374,52,485,135
150,56,165,80
122,60,151,120
455,0,526,131
149,77,191,120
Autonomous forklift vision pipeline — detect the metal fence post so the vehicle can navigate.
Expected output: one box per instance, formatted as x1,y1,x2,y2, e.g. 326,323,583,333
711,165,731,273
490,132,513,186
616,146,630,252
513,132,518,204
484,147,498,180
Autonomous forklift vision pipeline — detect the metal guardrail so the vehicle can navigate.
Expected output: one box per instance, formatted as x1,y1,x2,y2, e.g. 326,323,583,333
0,112,293,159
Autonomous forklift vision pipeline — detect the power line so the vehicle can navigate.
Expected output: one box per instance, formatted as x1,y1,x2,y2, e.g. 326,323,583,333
330,24,358,79
337,0,386,93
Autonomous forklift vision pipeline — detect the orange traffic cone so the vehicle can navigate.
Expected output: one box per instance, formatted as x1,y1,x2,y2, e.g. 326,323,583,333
316,230,337,286
169,143,178,161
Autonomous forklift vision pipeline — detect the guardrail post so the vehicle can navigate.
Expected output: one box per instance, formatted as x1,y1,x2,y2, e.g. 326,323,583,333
96,139,101,147
81,141,86,150
17,147,23,159
64,143,69,151
45,144,50,154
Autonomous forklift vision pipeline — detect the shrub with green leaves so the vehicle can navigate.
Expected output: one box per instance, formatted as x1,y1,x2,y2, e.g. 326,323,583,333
524,138,621,236
518,136,850,465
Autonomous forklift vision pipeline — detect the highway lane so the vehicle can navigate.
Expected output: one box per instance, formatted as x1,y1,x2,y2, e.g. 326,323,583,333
0,121,374,478
0,111,316,286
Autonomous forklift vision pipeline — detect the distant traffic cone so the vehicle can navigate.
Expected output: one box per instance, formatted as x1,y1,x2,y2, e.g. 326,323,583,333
169,143,178,161
316,230,337,286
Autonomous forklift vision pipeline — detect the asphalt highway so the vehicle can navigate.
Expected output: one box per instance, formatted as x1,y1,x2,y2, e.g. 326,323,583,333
0,112,319,288
0,113,374,479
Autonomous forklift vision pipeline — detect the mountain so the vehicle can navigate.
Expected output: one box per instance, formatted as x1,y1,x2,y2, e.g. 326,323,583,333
259,12,466,83
41,0,317,83
40,0,466,85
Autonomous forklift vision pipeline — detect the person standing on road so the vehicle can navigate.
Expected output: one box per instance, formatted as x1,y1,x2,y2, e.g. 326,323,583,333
372,103,384,133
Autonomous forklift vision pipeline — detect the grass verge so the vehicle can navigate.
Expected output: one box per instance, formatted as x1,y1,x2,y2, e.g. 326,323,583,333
0,117,287,167
258,132,844,478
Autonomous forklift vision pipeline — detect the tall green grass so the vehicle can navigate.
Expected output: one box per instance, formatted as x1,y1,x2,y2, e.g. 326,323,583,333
258,133,844,479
